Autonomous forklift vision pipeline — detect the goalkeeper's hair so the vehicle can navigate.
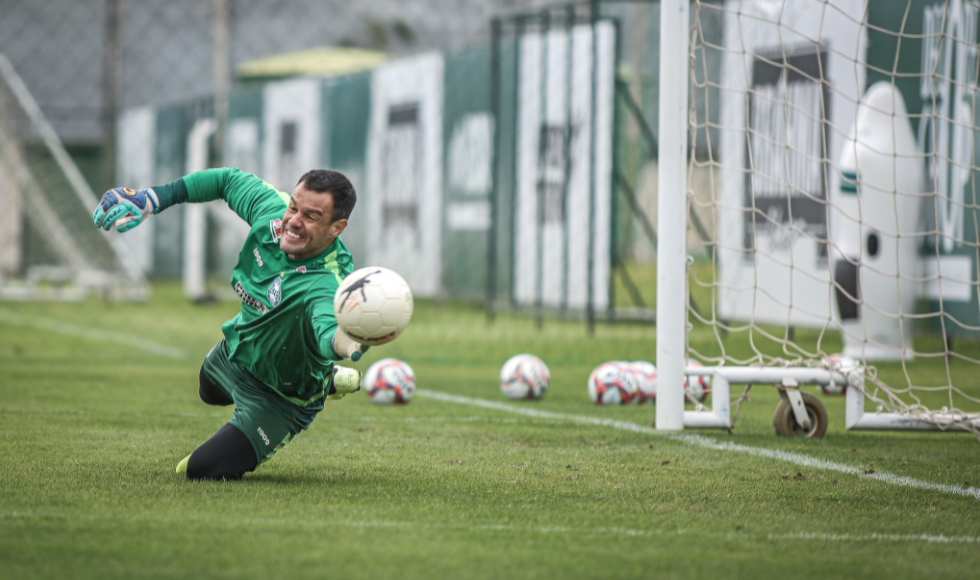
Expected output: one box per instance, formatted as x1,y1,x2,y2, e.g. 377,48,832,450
297,169,356,222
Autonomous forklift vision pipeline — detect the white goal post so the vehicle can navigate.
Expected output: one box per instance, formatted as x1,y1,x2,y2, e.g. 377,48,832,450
655,0,690,431
656,0,980,436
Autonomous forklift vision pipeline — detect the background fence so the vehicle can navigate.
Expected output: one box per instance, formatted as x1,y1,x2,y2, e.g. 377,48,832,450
0,0,706,325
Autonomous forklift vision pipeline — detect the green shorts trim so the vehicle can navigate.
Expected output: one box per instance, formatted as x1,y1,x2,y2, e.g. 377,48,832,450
202,340,325,464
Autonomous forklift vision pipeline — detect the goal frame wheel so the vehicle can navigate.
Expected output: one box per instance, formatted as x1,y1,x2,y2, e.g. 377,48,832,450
773,391,828,438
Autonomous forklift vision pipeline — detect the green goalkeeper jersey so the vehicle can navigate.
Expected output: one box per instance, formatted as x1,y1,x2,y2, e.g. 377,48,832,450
179,168,354,406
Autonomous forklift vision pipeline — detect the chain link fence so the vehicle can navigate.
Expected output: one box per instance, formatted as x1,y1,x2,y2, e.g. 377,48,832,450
0,0,681,321
1,0,555,147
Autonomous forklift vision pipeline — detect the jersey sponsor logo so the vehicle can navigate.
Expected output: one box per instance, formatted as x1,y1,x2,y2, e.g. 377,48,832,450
253,248,264,267
270,218,282,243
266,277,282,308
235,280,268,314
257,426,270,446
294,266,307,273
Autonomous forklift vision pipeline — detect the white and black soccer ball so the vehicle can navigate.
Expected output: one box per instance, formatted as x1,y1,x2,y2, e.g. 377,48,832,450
685,361,711,403
500,354,550,400
822,353,858,396
629,361,658,404
587,361,640,405
364,358,416,405
334,267,413,345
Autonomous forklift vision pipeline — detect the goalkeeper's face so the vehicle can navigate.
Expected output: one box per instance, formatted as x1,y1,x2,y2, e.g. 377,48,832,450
280,184,348,259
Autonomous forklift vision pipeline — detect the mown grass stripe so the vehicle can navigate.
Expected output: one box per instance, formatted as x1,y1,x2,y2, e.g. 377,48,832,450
0,308,187,359
417,389,980,501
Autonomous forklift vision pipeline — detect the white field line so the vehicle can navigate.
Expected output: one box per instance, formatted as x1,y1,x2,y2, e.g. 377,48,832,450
0,510,662,536
2,510,978,545
417,390,980,502
769,532,979,544
0,308,187,359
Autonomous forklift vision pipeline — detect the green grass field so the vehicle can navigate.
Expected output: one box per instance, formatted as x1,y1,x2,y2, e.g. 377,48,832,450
2,282,979,579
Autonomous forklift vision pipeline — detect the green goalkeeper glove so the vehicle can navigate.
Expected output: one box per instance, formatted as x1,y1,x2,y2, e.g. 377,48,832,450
93,187,160,233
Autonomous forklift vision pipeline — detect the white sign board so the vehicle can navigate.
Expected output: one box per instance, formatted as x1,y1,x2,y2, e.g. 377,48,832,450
262,78,321,192
514,22,615,311
717,0,867,327
366,53,444,297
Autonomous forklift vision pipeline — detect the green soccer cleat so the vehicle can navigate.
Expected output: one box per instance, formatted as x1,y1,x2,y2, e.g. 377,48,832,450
175,453,191,474
327,366,362,400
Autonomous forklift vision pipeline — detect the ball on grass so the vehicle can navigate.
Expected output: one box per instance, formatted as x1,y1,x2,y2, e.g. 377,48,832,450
500,354,550,400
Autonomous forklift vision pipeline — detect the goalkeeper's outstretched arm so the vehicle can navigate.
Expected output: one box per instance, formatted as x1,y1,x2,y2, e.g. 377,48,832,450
93,168,282,233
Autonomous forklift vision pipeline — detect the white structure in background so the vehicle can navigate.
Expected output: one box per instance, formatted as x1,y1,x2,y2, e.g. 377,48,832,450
831,83,923,360
182,118,216,301
182,118,253,301
216,118,259,274
366,53,444,297
262,78,321,191
116,106,156,273
445,112,494,231
716,0,867,328
918,0,978,312
226,118,261,175
514,22,614,311
0,54,147,300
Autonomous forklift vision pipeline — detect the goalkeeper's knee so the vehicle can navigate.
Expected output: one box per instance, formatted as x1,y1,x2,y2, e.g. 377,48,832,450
184,423,257,481
198,366,232,406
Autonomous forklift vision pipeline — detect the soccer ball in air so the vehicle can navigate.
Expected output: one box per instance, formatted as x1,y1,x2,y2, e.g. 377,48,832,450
629,361,658,404
334,267,413,345
364,358,416,405
821,354,857,396
500,354,550,400
587,362,640,405
685,361,711,403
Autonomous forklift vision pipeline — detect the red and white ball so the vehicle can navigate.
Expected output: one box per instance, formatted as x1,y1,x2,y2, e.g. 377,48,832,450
587,361,640,405
685,361,711,403
334,267,413,346
629,361,658,404
500,354,550,400
363,358,416,405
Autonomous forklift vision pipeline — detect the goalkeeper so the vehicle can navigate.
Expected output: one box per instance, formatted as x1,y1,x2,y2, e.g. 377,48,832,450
93,167,369,481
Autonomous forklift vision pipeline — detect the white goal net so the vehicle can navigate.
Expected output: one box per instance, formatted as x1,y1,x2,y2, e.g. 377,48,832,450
679,0,980,434
0,54,147,301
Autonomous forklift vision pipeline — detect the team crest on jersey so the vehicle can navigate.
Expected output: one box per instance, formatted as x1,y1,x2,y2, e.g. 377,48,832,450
269,218,283,243
266,277,282,308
